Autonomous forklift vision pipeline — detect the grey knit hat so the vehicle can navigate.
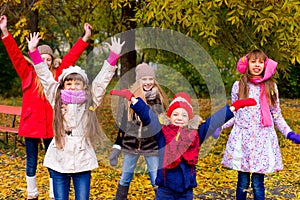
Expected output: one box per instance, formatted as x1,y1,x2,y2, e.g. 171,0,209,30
38,45,54,57
135,63,155,80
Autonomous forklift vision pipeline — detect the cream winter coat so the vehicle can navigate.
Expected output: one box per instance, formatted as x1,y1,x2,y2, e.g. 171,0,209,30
34,60,117,173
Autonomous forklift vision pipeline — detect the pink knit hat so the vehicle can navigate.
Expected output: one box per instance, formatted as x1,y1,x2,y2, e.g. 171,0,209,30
237,54,277,80
166,92,193,119
135,63,155,80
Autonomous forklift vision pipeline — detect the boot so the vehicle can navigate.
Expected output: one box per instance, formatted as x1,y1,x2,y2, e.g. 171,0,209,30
116,184,129,200
49,177,54,199
26,175,38,199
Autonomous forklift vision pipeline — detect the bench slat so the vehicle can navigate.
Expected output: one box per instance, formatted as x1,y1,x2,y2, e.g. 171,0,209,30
0,126,19,133
0,105,22,115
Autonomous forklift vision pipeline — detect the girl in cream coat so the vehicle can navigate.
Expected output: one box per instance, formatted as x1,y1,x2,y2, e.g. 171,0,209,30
27,32,124,200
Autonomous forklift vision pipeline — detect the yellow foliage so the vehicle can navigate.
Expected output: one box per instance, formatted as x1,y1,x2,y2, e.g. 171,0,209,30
1,96,299,199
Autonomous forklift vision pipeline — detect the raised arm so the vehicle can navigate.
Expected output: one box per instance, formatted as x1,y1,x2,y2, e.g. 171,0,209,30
199,98,257,143
110,88,162,136
27,32,59,107
1,15,32,80
54,23,92,80
91,37,125,108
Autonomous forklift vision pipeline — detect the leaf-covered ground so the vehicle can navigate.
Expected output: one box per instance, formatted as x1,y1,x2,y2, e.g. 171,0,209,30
0,96,300,199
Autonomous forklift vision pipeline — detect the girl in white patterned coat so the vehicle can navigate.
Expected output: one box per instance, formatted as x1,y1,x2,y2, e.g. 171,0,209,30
220,49,300,200
27,32,124,200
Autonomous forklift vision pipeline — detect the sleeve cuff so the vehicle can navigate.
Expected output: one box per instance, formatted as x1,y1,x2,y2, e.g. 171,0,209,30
28,49,43,65
107,51,120,66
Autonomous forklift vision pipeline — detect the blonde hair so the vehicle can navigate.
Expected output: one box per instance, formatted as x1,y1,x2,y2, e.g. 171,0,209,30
238,50,277,107
127,79,169,121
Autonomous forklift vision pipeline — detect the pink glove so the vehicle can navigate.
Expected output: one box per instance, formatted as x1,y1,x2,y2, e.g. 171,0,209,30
110,89,134,100
287,132,300,144
231,98,257,111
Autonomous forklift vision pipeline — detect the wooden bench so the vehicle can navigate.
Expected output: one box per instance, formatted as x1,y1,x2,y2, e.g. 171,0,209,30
0,104,22,154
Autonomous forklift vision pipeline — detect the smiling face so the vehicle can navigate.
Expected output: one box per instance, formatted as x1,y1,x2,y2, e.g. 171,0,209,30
248,57,264,77
41,54,53,68
169,107,189,127
140,76,155,91
63,73,85,91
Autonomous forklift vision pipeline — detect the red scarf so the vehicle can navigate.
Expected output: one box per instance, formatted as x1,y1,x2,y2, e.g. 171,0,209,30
162,124,200,169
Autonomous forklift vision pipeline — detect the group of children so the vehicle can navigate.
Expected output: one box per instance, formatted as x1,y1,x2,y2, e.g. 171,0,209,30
1,13,300,200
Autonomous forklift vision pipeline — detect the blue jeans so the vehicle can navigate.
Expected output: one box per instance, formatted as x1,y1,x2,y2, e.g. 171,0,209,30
236,171,265,200
156,187,193,200
25,137,52,176
49,169,91,200
119,153,159,187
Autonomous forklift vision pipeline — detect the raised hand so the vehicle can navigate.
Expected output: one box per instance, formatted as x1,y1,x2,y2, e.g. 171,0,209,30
26,32,41,52
0,15,8,35
287,132,300,144
231,98,257,111
105,37,125,55
82,23,92,42
105,37,125,66
110,89,134,100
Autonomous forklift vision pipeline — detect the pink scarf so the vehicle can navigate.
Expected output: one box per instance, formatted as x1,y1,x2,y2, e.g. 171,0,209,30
249,78,272,127
61,90,86,104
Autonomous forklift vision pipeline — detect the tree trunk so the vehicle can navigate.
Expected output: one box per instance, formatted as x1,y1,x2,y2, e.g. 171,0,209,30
120,1,137,88
28,0,39,32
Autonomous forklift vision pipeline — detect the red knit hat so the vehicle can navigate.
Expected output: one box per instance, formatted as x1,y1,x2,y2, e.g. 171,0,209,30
166,92,193,119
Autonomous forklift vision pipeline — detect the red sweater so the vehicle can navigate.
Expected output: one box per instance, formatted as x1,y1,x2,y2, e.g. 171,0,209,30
2,33,88,138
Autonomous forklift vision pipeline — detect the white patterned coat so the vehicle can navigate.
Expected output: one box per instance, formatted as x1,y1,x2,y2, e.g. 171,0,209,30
221,81,292,174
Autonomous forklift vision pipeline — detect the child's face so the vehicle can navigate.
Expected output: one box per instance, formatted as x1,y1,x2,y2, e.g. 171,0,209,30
248,57,264,77
140,76,155,91
63,79,84,91
41,54,53,68
169,108,189,127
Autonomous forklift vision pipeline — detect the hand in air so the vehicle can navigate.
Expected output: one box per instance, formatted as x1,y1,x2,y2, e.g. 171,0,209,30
110,88,134,101
104,37,125,55
26,32,41,52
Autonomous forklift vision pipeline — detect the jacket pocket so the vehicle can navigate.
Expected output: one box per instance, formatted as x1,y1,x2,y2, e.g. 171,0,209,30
22,107,32,120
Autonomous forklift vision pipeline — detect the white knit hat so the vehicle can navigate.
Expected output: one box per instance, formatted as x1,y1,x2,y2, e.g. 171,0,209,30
58,66,89,84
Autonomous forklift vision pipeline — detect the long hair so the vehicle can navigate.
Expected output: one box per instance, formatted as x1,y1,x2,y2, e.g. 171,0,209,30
127,79,169,121
53,73,103,149
238,50,277,107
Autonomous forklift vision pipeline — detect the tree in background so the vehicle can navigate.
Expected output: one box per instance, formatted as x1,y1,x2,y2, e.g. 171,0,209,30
1,0,299,98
